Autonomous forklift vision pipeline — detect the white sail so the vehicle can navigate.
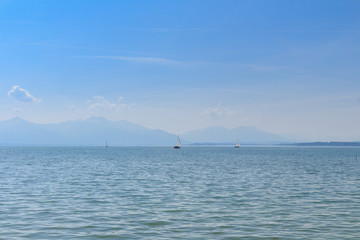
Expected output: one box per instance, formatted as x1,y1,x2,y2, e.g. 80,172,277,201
235,139,240,148
174,136,181,148
177,136,182,147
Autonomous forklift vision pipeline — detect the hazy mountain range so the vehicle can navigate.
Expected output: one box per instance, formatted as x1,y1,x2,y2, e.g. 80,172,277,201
183,126,291,144
0,117,293,146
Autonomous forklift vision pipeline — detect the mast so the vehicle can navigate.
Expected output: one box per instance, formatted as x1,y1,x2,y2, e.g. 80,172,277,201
174,135,181,149
235,139,240,148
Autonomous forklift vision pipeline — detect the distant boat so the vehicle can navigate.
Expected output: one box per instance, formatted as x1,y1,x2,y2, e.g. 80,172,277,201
106,141,108,148
234,139,240,148
173,136,181,149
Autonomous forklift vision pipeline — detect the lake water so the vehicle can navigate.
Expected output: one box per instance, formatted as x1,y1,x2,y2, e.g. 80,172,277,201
0,146,360,239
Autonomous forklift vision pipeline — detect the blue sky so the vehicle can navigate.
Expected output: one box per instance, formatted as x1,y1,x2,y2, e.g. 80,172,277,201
1,0,360,141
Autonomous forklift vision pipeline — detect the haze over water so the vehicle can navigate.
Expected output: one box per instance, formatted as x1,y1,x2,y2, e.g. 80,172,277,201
1,146,359,239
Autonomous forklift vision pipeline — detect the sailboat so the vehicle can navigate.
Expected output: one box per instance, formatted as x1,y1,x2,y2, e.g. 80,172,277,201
106,141,108,148
173,136,181,149
234,139,240,148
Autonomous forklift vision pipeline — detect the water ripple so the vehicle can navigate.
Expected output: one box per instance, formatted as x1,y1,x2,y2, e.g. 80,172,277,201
0,146,360,239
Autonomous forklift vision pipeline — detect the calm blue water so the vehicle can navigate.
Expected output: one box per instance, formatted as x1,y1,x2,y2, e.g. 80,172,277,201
0,146,360,239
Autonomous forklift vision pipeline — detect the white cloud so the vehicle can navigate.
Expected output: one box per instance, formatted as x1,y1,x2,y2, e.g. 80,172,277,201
200,105,234,117
8,85,41,103
88,96,135,112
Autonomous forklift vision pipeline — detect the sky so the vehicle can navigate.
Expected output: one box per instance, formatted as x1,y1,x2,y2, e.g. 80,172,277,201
0,0,360,141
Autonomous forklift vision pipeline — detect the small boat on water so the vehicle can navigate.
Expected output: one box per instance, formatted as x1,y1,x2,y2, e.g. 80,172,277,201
106,141,108,148
234,139,240,148
173,136,181,149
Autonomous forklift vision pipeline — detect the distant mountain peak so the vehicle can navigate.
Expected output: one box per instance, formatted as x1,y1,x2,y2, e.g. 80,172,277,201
5,117,29,124
10,116,25,121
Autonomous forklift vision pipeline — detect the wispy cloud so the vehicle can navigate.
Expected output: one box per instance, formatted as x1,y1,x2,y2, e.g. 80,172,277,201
250,30,360,33
87,56,182,66
239,63,295,71
114,27,360,34
183,88,202,93
68,105,77,111
200,104,234,117
88,96,135,112
114,27,221,33
8,85,41,103
80,55,294,71
29,42,153,55
12,107,24,113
